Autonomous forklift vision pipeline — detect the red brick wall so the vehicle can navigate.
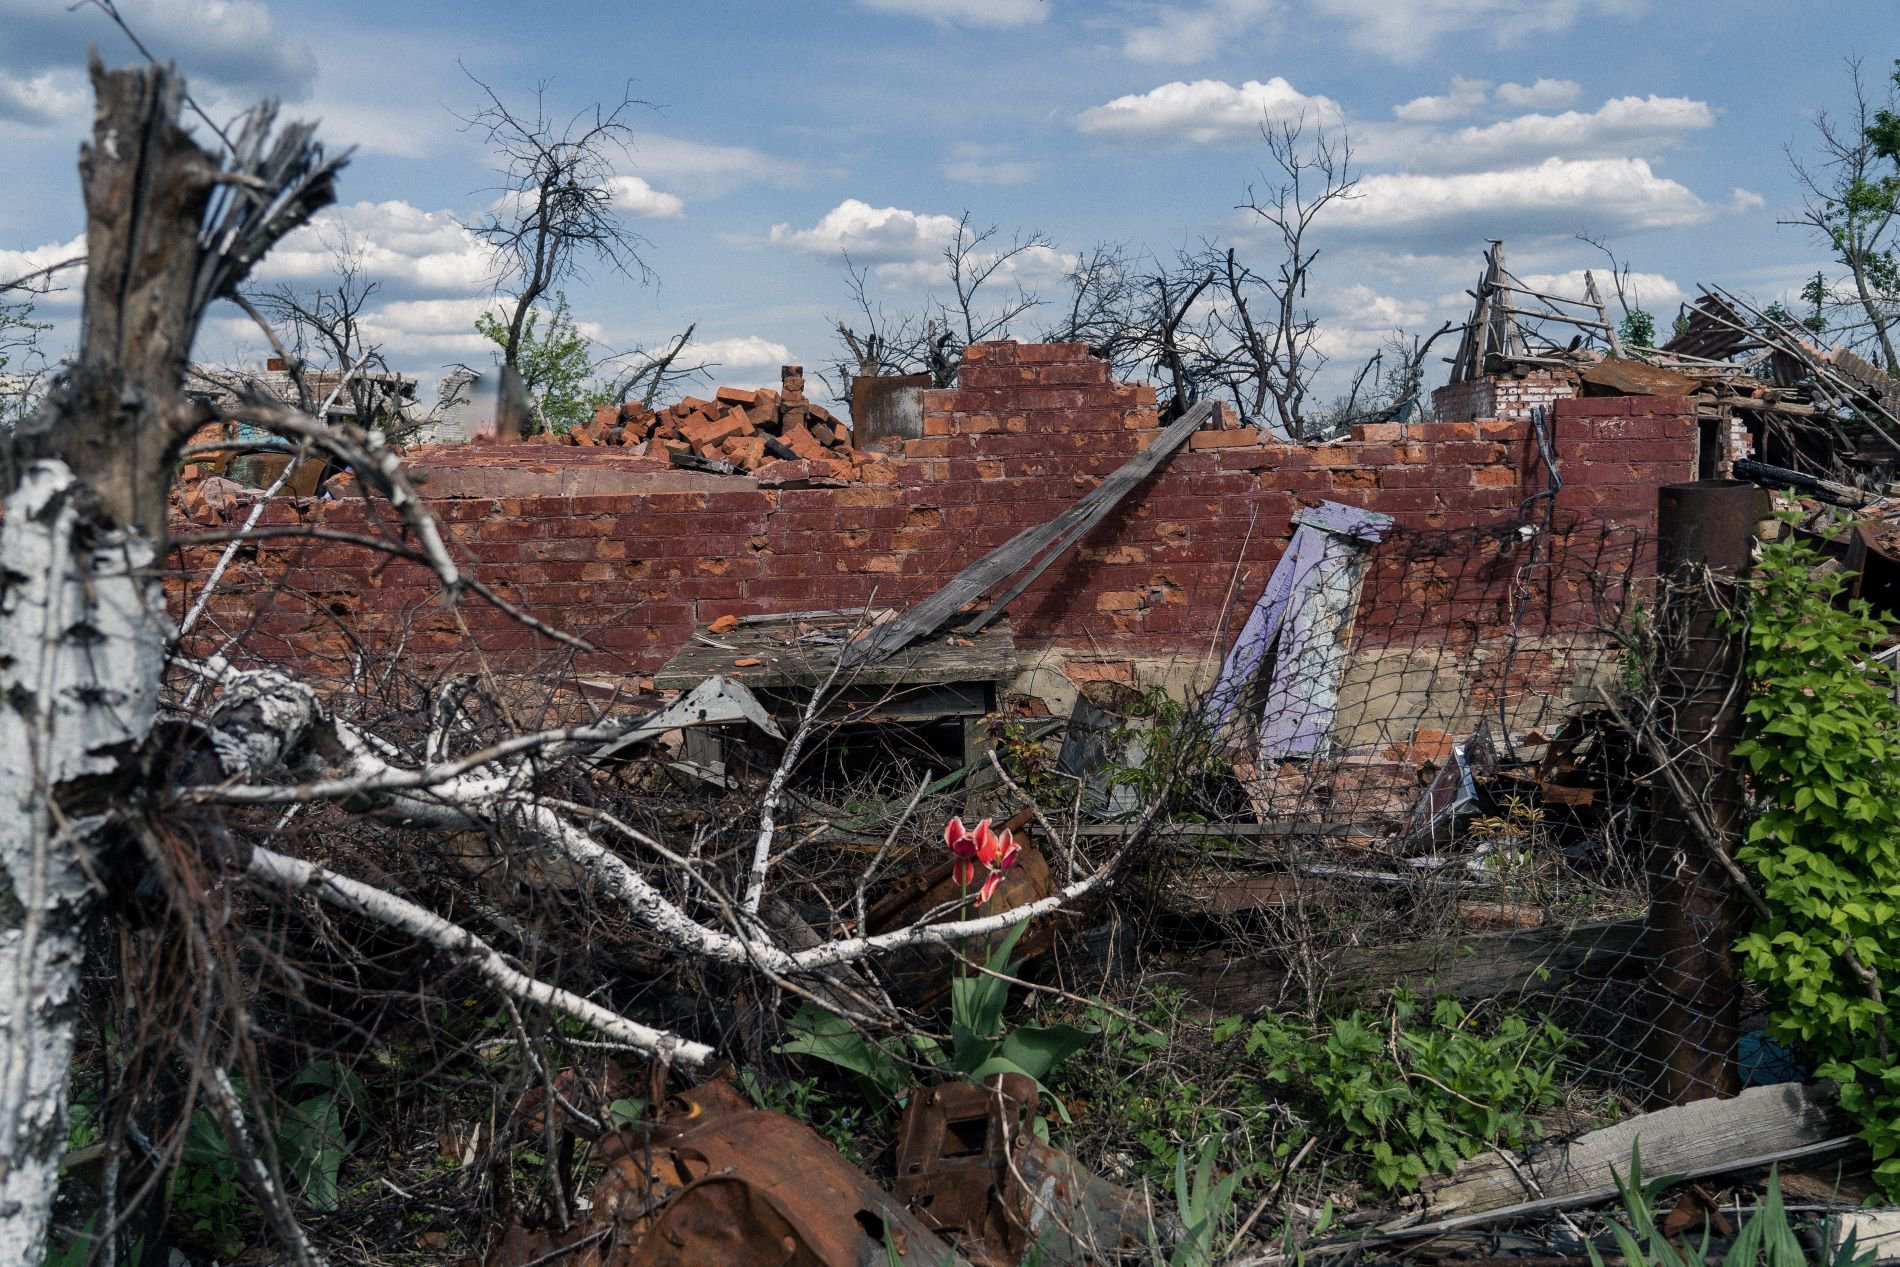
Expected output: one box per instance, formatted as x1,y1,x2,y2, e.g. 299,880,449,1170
168,344,1695,681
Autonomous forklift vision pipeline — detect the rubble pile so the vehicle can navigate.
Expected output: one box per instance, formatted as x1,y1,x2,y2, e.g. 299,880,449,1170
532,364,885,476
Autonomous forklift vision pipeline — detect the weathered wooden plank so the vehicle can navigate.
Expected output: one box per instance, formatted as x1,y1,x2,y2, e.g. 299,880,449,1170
1172,916,1647,1015
653,617,1016,690
844,399,1215,665
1368,1135,1859,1244
1422,1082,1849,1221
1829,1209,1900,1264
955,397,1217,634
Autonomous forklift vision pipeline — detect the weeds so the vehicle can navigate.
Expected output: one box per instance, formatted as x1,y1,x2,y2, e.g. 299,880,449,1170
1588,1144,1873,1267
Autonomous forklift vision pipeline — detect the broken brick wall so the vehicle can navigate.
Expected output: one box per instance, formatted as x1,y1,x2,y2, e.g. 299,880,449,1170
1430,369,1576,426
168,344,1694,716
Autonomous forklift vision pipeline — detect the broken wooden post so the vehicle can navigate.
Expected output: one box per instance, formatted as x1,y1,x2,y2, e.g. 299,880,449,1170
1645,479,1763,1105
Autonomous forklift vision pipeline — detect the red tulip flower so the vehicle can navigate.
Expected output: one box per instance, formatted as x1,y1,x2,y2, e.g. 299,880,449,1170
945,816,982,886
945,816,1021,904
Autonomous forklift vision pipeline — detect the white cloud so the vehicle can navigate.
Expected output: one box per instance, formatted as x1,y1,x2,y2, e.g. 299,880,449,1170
1414,95,1716,170
258,201,494,293
1120,0,1274,63
625,133,806,198
0,233,87,306
1329,157,1736,242
357,297,499,360
1506,270,1687,314
855,0,1047,25
0,0,316,99
689,335,794,370
1311,0,1631,64
1393,76,1491,123
768,199,963,263
1495,78,1582,109
942,143,1038,186
1074,77,1341,146
608,176,686,220
0,69,87,128
1318,283,1429,330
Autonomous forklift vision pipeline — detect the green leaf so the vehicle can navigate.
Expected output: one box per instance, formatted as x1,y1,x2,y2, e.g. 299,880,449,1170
996,1023,1098,1083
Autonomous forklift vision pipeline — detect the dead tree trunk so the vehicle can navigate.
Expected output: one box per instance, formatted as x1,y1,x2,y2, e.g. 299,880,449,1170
1644,479,1763,1106
0,59,337,1258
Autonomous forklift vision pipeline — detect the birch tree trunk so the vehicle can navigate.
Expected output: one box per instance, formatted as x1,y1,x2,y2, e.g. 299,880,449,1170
0,59,337,1259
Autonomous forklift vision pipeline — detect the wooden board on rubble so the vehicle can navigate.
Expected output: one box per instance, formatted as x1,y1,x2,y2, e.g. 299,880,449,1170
654,615,1016,692
1170,915,1646,1015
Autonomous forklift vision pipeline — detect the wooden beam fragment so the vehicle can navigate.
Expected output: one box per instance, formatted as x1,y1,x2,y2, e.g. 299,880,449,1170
1419,1082,1849,1222
844,399,1214,664
1171,916,1646,1015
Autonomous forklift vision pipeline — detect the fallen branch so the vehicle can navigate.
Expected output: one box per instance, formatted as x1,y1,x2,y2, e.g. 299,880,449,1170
243,844,710,1067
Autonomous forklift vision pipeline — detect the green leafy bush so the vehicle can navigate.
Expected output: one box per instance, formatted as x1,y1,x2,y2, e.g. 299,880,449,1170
1227,991,1570,1193
1057,987,1568,1197
1733,534,1900,1195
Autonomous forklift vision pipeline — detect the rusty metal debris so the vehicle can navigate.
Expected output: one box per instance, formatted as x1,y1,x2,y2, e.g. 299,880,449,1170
488,1077,971,1267
894,1074,1150,1267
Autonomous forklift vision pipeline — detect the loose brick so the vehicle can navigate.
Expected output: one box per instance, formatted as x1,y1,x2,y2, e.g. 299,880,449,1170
1189,430,1260,450
779,423,831,462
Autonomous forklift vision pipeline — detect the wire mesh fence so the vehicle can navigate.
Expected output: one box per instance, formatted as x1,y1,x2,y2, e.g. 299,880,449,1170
1039,509,1766,1182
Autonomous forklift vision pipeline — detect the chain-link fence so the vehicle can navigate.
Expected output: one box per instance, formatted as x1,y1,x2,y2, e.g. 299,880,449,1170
1053,510,1765,1136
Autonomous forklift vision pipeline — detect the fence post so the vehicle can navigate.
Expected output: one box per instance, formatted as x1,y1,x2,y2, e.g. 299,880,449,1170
1645,479,1763,1105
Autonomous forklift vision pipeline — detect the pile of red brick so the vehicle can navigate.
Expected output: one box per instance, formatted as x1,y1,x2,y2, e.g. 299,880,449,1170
530,365,871,473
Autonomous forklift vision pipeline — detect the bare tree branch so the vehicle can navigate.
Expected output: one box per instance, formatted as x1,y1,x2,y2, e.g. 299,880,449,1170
456,68,654,375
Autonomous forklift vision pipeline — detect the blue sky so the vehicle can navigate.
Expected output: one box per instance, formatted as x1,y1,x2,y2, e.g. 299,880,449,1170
0,0,1891,406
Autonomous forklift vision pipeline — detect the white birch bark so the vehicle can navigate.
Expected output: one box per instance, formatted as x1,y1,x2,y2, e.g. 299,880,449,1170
0,462,169,1259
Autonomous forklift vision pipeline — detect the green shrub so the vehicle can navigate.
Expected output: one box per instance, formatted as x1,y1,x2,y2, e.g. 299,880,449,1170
1057,988,1568,1197
1228,991,1570,1193
1733,533,1900,1195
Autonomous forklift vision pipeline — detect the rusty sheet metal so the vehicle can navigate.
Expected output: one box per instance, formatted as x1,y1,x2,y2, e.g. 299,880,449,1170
849,372,933,447
488,1079,969,1267
1577,356,1701,398
895,1075,1149,1267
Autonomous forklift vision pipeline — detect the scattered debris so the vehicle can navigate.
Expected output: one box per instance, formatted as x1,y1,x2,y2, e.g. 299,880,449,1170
1398,721,1499,853
894,1074,1150,1267
543,365,887,479
589,674,784,766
